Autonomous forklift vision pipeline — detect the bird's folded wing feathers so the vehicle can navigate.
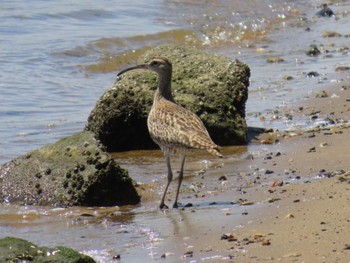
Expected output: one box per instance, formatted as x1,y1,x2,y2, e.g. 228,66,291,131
148,102,218,150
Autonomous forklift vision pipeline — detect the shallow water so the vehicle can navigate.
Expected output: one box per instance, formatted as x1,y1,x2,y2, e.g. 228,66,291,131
0,144,268,262
1,0,350,262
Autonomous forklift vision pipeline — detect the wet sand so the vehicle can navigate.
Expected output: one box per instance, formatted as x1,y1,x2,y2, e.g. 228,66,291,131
183,83,350,262
124,79,350,262
221,80,350,262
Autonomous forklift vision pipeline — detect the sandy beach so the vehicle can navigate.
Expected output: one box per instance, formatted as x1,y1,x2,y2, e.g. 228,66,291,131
151,79,350,263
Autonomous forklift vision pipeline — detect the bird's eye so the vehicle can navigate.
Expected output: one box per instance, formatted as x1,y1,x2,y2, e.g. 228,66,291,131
150,61,159,66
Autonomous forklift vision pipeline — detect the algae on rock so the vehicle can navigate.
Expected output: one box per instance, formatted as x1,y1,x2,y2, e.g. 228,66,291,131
0,131,140,206
0,237,96,263
86,44,250,152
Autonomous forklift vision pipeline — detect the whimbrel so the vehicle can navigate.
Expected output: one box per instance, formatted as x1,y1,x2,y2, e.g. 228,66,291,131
117,57,222,209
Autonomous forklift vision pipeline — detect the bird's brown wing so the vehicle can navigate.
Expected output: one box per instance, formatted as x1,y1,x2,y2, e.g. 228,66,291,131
147,100,219,152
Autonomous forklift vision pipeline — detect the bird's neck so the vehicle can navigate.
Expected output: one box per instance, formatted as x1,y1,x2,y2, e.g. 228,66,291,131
155,71,175,102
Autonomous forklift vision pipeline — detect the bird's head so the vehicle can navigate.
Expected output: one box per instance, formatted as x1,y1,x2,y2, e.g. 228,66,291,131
117,57,172,77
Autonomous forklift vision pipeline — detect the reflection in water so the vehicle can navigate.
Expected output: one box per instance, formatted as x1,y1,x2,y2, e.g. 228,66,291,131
0,145,250,261
3,0,350,261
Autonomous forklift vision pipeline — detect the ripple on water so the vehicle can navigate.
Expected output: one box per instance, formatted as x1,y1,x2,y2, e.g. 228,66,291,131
2,0,350,261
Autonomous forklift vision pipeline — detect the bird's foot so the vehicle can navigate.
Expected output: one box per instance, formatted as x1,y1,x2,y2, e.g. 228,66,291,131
172,202,179,209
159,203,169,210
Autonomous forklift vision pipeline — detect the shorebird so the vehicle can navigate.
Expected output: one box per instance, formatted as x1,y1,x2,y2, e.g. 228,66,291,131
117,57,222,209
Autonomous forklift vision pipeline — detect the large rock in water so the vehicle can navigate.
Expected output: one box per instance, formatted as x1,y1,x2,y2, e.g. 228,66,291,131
0,237,96,263
86,44,250,152
0,131,140,206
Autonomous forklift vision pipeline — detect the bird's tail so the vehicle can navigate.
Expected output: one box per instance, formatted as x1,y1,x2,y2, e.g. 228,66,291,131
207,147,223,158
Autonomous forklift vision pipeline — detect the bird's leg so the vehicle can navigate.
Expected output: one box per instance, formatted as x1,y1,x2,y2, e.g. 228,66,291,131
160,154,173,209
173,154,186,208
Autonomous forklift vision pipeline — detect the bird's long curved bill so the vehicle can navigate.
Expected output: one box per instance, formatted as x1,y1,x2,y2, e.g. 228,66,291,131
117,64,148,77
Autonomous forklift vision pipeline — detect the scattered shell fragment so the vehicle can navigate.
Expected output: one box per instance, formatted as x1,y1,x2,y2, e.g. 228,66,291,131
306,71,319,78
253,233,264,239
338,176,350,183
240,201,254,206
183,251,193,258
261,239,271,246
254,132,279,144
221,234,237,242
285,213,295,219
308,147,316,153
256,47,267,53
315,90,328,98
266,56,285,63
218,175,227,181
267,197,281,203
320,142,328,147
284,253,302,258
196,169,206,176
239,172,247,176
306,45,321,56
271,180,284,187
331,127,342,134
335,66,350,72
283,75,294,80
323,31,342,37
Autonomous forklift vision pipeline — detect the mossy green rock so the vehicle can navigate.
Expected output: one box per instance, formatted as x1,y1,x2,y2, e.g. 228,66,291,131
0,131,140,206
86,44,250,151
0,237,96,262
